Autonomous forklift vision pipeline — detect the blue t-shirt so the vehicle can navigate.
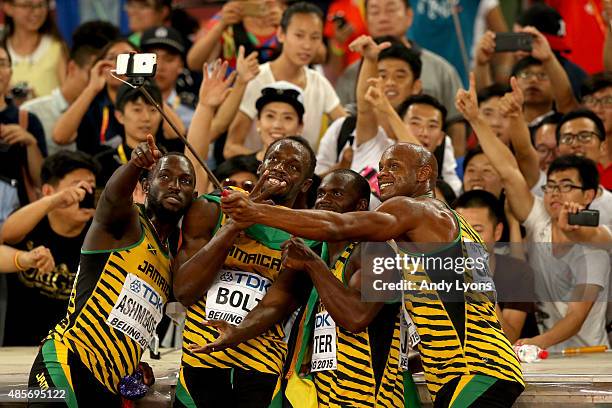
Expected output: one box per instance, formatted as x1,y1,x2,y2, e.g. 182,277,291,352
408,0,480,87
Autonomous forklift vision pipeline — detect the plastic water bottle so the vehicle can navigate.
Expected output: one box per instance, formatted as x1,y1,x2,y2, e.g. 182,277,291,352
513,344,549,363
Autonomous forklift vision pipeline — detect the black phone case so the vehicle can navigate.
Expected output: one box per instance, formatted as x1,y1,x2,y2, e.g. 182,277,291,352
567,210,600,227
494,33,533,53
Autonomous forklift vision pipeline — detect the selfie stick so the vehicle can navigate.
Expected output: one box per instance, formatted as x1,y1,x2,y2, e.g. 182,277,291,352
130,76,223,191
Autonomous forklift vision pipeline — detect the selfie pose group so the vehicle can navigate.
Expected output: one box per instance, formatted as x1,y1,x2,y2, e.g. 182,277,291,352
0,0,610,407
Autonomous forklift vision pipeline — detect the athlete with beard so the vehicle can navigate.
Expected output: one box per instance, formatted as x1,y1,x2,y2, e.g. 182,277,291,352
173,136,321,408
222,143,525,408
29,136,197,407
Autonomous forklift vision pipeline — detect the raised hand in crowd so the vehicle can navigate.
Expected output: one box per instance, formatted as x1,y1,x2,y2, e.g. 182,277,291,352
498,77,524,119
87,59,114,95
455,73,480,123
200,60,237,109
220,1,244,27
475,30,496,68
349,35,391,61
236,46,260,84
47,181,94,210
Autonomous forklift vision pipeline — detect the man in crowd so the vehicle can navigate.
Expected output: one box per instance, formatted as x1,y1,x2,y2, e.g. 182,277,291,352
454,190,539,343
1,151,98,346
141,26,196,129
335,0,466,155
457,73,611,352
28,137,196,405
581,72,612,190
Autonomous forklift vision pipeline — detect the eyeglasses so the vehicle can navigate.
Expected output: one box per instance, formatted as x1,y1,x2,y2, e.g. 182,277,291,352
558,131,599,145
12,1,48,10
0,59,11,69
541,183,584,193
582,95,612,107
536,145,555,157
222,178,255,192
517,71,549,81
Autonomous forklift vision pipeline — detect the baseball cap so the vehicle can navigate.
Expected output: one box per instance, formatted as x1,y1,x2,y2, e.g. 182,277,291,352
255,81,305,120
517,3,570,53
140,26,185,56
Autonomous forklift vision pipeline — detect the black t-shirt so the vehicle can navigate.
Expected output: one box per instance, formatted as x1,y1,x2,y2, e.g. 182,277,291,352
3,216,89,346
0,100,47,205
494,254,540,339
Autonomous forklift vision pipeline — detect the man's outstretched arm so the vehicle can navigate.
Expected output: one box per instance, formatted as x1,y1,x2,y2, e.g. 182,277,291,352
222,194,418,242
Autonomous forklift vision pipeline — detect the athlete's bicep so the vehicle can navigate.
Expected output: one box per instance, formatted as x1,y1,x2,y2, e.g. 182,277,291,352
174,200,220,268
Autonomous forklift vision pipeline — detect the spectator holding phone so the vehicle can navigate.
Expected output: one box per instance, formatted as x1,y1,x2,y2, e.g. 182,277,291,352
0,44,47,228
1,0,67,99
187,0,284,72
0,151,98,346
457,73,612,351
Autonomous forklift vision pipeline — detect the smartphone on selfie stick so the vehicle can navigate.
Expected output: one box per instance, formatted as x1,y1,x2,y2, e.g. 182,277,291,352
115,52,222,190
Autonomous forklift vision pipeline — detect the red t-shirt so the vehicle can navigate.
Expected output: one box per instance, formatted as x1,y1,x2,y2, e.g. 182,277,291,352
545,0,605,74
324,0,367,67
598,162,612,190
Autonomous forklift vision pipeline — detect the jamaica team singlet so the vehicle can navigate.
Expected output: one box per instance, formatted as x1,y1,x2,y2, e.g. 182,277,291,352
392,209,524,403
46,205,172,393
312,242,406,407
181,195,320,376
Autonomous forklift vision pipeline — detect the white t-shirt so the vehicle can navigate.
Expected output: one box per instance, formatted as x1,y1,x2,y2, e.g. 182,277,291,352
532,170,612,230
316,118,461,194
239,62,340,152
523,196,611,352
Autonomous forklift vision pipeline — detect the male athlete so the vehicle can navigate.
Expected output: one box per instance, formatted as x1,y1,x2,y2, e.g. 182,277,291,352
173,136,321,408
28,136,197,406
222,143,525,407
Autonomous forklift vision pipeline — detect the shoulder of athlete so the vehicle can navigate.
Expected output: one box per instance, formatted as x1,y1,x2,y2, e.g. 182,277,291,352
377,196,458,241
181,197,221,239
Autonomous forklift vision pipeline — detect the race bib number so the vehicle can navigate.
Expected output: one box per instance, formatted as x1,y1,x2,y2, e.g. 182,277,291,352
311,311,337,372
402,306,421,349
106,273,164,349
205,270,271,325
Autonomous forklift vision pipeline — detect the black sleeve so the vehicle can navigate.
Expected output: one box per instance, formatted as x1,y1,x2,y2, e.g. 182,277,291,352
27,112,47,157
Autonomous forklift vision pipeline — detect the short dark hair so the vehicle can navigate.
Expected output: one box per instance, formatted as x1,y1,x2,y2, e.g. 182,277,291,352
115,80,163,112
71,20,120,51
511,56,543,78
547,155,599,192
555,108,606,144
96,39,139,64
477,84,509,104
214,155,260,180
462,146,485,174
327,169,371,206
397,94,447,125
148,151,195,182
280,2,324,32
41,151,100,186
453,190,504,225
376,39,422,80
435,179,457,204
265,135,316,179
581,72,612,99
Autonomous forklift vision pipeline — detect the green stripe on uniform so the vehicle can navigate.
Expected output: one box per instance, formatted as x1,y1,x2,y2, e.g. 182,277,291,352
450,375,498,408
174,371,197,408
41,341,78,408
403,371,422,408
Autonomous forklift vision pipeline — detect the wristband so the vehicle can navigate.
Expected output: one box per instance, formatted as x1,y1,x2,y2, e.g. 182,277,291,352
13,251,27,271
